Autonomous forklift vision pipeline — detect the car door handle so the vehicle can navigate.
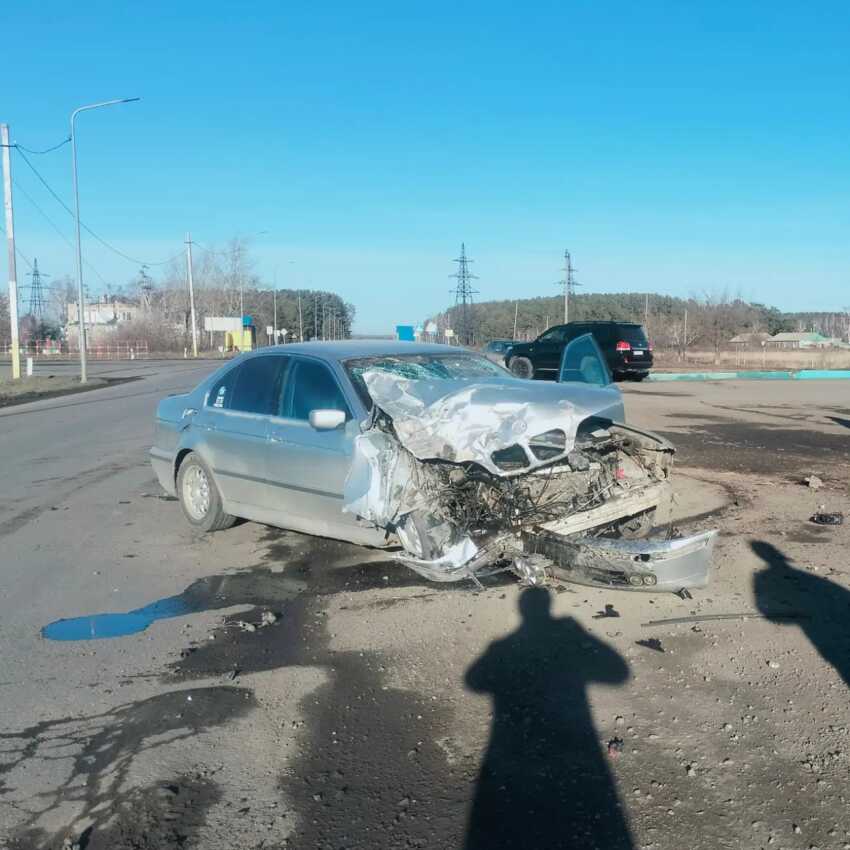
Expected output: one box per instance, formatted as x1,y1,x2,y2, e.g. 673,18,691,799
182,408,198,418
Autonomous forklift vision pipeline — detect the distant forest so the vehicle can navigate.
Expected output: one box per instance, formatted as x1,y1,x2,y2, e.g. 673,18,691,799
429,292,849,351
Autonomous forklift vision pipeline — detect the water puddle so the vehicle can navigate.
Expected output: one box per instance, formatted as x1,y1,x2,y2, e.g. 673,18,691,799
42,570,307,641
42,595,195,640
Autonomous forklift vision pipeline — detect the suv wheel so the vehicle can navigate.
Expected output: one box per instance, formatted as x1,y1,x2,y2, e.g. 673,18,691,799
177,452,236,532
508,356,534,380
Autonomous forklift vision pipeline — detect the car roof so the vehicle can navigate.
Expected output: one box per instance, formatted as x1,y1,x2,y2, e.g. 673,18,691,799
240,340,475,363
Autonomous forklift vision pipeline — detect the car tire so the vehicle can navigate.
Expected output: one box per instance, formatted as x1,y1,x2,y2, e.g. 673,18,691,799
176,452,236,532
508,356,535,380
632,373,648,382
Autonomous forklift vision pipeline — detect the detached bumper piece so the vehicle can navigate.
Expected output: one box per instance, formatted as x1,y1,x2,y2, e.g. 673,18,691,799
522,528,716,592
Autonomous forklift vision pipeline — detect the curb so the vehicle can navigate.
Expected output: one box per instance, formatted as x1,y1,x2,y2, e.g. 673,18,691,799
649,369,850,382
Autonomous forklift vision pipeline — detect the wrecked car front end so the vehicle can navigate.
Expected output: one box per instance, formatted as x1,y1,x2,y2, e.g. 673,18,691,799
343,368,716,592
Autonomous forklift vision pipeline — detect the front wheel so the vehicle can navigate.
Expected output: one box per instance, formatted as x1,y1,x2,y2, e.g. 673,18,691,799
177,453,236,532
508,356,534,380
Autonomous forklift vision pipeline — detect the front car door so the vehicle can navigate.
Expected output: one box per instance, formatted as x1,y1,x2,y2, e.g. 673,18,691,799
264,356,379,544
533,326,569,376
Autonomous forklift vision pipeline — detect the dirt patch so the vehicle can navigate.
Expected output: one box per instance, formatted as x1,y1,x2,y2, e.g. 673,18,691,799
0,376,140,408
657,421,850,476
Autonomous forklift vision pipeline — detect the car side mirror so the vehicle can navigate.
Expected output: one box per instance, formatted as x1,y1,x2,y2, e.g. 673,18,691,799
309,409,346,430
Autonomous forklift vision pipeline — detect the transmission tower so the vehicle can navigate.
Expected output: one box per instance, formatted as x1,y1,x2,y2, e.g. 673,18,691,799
555,249,582,324
138,265,154,310
27,258,48,318
449,243,479,345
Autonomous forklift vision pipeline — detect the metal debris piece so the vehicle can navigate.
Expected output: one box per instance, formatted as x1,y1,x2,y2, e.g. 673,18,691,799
607,737,624,758
810,511,843,526
636,638,665,652
512,554,550,586
803,475,823,490
593,604,621,619
641,612,810,627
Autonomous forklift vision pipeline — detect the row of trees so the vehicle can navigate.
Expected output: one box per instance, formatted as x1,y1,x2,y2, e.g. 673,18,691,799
431,292,850,357
2,238,354,352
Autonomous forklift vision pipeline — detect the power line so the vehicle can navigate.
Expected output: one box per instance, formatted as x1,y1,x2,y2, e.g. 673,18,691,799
15,137,71,155
0,219,34,271
13,146,182,267
12,176,110,287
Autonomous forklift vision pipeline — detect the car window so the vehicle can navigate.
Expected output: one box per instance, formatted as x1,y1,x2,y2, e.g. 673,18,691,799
207,365,240,410
559,334,612,386
538,327,567,343
282,359,351,421
229,355,289,415
616,325,650,346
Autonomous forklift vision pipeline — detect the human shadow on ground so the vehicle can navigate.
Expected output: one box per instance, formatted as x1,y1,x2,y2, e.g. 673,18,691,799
753,540,850,689
463,587,634,850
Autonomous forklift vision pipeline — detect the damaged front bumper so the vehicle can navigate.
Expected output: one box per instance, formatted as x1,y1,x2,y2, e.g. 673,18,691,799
522,527,717,591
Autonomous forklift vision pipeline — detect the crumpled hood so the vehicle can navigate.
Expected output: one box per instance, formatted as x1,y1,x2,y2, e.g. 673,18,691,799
362,370,624,476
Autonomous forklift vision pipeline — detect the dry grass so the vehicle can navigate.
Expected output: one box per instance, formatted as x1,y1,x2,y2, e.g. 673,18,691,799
0,376,106,406
654,349,850,371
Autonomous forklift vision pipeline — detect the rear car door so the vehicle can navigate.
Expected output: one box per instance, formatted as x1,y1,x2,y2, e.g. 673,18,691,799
201,354,288,509
265,357,364,537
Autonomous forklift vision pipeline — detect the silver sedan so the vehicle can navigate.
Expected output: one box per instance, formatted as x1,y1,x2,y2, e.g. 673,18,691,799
151,341,714,590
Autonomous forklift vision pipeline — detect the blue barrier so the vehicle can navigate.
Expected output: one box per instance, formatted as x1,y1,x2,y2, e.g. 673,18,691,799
649,369,850,382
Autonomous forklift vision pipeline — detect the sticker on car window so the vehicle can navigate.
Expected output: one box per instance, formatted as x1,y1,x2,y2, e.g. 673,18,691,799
214,386,226,408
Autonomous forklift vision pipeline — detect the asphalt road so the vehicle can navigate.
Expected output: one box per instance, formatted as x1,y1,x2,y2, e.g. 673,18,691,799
2,365,850,849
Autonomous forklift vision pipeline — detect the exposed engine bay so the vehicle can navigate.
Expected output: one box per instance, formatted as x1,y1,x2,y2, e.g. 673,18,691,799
343,371,716,591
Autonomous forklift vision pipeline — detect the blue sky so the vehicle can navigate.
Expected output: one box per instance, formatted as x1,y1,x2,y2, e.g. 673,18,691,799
3,1,849,332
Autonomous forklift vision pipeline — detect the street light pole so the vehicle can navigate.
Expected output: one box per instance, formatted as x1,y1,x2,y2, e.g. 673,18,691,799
185,232,198,357
71,97,140,382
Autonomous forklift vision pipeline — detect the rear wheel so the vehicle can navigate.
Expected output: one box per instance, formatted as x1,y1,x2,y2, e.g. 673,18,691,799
508,356,534,380
632,373,649,382
177,452,236,532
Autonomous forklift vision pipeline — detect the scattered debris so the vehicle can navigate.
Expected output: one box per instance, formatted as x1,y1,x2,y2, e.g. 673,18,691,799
261,610,279,627
342,372,717,589
593,603,621,619
607,737,624,759
238,621,257,633
810,511,843,526
676,587,693,600
686,764,697,777
803,475,824,490
641,612,809,627
636,638,664,653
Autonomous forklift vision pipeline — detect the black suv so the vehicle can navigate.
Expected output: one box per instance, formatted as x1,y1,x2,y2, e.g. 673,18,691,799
505,321,653,381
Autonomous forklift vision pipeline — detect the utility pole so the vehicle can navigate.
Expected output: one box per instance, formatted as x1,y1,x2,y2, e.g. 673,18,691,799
449,243,479,346
1,124,21,380
298,292,304,341
555,249,581,324
314,293,318,339
644,292,649,326
272,269,278,343
512,301,518,340
185,232,198,357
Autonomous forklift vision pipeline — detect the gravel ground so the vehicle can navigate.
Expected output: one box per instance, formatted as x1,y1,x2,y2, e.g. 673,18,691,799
3,377,850,850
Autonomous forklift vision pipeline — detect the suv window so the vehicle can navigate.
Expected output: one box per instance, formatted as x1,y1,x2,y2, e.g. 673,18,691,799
282,359,351,421
228,355,289,415
538,326,567,343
